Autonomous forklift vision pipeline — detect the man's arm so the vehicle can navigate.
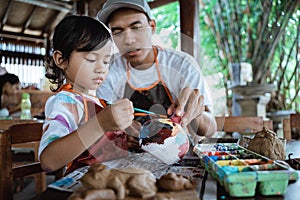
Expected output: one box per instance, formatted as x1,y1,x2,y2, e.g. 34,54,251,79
189,107,217,137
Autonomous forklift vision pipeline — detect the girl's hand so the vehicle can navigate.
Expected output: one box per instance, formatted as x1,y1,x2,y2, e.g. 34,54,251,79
125,120,144,152
125,120,141,138
96,99,134,132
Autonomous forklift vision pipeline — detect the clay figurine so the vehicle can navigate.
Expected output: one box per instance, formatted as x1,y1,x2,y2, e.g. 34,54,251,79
80,163,157,199
247,126,286,160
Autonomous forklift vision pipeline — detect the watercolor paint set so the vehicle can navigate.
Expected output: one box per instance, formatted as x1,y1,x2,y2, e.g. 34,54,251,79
194,143,298,197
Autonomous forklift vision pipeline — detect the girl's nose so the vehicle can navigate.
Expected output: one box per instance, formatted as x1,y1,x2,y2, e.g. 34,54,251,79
95,64,107,74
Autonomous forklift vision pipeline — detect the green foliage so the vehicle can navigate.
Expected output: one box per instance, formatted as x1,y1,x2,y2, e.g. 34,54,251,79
268,11,300,111
199,0,299,112
152,2,179,49
151,0,299,112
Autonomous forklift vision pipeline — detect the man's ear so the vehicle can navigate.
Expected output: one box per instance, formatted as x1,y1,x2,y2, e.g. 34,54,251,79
150,20,156,34
53,50,67,70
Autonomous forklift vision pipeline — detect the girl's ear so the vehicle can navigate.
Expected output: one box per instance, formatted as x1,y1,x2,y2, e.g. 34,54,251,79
53,50,67,70
150,20,156,34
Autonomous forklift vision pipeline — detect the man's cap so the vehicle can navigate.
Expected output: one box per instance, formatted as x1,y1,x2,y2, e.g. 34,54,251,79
97,0,152,24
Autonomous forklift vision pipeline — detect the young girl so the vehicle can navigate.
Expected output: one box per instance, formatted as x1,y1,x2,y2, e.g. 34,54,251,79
38,15,134,174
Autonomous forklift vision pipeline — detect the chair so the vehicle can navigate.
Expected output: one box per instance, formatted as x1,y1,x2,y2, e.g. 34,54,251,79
0,119,44,194
0,122,63,200
283,114,300,140
0,119,39,130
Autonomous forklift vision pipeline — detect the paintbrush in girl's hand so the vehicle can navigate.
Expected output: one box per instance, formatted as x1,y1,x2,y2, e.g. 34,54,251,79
133,108,167,118
106,101,167,118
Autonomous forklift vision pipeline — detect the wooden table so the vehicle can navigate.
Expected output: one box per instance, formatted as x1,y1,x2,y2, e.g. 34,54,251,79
31,172,300,200
32,189,201,200
31,141,300,200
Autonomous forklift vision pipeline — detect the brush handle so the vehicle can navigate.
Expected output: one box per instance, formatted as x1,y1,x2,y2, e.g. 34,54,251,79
134,108,156,115
107,101,166,118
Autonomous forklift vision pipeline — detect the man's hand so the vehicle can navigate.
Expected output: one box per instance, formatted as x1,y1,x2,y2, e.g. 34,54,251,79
167,87,205,127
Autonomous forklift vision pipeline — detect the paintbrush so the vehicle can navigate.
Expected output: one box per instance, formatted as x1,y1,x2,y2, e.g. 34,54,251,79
106,101,167,118
133,108,167,118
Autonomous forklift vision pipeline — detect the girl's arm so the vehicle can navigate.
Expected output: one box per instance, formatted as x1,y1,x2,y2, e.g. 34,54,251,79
39,99,133,172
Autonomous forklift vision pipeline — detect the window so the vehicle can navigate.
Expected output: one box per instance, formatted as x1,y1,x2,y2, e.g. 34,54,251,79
0,38,46,89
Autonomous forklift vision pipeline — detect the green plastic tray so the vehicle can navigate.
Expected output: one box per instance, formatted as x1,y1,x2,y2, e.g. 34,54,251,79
194,143,299,197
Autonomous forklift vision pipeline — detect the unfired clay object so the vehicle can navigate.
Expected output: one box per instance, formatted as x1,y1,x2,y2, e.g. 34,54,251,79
68,187,116,200
158,172,195,191
80,163,157,199
247,127,286,160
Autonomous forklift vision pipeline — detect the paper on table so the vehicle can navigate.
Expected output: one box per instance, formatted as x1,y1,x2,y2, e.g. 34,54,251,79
48,166,89,192
48,152,204,192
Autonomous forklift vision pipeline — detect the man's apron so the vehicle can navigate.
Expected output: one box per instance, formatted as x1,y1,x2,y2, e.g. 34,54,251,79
124,46,174,125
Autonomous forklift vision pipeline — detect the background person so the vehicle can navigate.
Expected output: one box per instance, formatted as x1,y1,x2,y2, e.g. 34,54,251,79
0,72,21,117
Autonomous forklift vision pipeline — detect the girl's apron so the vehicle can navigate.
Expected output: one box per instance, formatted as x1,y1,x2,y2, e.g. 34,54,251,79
56,84,128,174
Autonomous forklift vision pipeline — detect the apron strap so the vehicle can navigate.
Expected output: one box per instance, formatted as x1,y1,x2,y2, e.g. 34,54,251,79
57,84,106,122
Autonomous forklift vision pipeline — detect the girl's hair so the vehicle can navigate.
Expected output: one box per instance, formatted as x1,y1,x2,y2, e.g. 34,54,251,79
45,15,112,92
0,73,20,107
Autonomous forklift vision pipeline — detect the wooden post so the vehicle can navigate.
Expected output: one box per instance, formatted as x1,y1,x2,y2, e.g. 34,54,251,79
283,118,292,140
179,0,200,62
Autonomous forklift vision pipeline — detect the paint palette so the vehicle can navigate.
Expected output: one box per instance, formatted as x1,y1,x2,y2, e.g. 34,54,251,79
194,143,298,197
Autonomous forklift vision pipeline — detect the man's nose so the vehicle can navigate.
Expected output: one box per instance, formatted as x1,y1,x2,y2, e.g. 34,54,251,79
123,30,136,44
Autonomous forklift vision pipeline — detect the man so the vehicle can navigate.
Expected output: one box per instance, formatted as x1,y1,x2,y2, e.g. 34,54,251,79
96,0,217,143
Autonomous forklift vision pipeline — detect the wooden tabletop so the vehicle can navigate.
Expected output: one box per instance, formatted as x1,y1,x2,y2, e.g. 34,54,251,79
32,189,200,200
31,140,300,200
31,172,300,200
